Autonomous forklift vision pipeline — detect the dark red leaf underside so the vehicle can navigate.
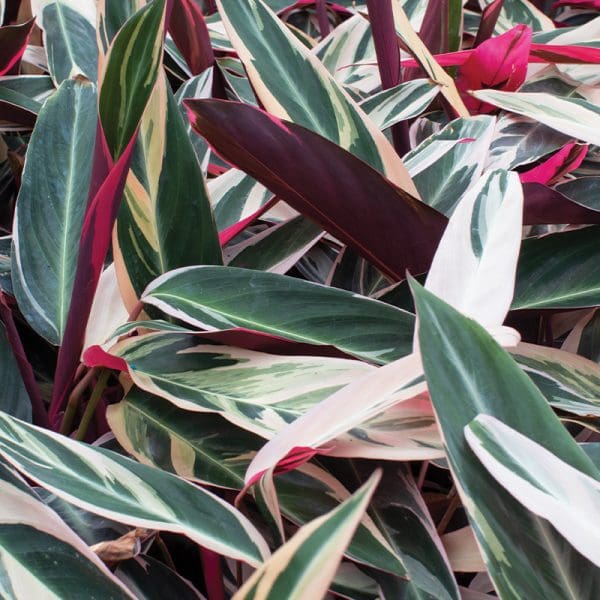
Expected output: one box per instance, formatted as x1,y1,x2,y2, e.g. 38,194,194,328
185,99,447,281
0,19,35,76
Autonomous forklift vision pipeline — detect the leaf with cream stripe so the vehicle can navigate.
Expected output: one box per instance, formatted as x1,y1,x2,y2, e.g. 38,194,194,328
0,412,270,567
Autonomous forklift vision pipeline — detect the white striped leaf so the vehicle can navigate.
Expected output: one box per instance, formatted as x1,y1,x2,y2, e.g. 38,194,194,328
392,2,469,117
486,113,571,171
405,116,496,216
12,78,96,344
217,0,418,195
472,90,600,146
465,414,600,566
141,266,416,364
485,0,554,33
109,332,374,438
313,15,379,95
425,169,523,331
31,0,98,85
512,226,600,310
207,168,274,233
0,412,269,566
0,463,134,599
413,281,600,599
244,353,426,484
234,470,380,600
360,79,441,131
511,342,600,420
108,391,407,577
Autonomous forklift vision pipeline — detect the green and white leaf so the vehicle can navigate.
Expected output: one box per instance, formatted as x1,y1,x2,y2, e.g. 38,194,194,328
472,90,600,146
425,169,523,331
234,471,380,600
142,266,416,363
216,0,418,194
0,413,270,566
466,414,600,565
12,78,96,344
486,113,571,171
511,342,600,419
110,332,374,438
0,462,134,600
405,116,496,216
31,0,97,85
207,168,274,232
360,79,441,131
513,226,600,310
313,15,379,95
481,0,554,33
413,281,600,599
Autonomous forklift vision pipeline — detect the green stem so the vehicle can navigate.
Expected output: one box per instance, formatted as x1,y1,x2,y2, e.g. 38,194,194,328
75,369,110,441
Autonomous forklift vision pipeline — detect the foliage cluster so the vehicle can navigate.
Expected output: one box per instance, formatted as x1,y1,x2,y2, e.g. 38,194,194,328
0,0,599,598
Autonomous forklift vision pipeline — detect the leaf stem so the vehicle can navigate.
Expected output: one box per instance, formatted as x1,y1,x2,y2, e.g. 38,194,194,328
75,368,110,441
0,292,50,428
60,367,97,435
200,547,226,600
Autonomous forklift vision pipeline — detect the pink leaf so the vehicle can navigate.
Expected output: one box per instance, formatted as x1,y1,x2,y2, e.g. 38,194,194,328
519,143,587,185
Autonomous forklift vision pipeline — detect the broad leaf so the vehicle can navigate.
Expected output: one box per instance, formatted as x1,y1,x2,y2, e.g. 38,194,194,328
0,412,269,566
472,90,600,146
234,471,380,600
466,415,600,565
412,280,600,599
0,463,134,599
512,226,600,309
142,266,415,363
108,332,374,437
216,0,417,194
32,0,98,85
186,100,447,279
405,116,496,216
12,78,96,344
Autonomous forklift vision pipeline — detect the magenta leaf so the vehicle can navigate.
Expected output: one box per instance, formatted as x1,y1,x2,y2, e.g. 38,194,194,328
519,143,588,185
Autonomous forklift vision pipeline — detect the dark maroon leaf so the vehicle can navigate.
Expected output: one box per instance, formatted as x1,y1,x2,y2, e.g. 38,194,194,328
523,183,600,225
185,99,447,280
0,19,35,76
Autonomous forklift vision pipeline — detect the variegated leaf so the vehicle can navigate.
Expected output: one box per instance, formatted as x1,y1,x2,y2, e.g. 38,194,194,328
234,471,380,600
12,78,96,344
405,116,496,215
109,332,374,438
0,412,270,566
217,0,418,195
472,90,600,146
413,280,600,599
0,323,31,422
0,462,134,599
141,266,415,364
360,79,441,131
425,169,523,331
31,0,97,85
466,414,600,565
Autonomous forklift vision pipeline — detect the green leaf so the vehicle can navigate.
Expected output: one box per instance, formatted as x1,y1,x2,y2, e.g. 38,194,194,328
512,227,600,309
142,266,415,364
109,332,373,437
34,0,98,85
12,78,96,344
466,414,600,566
0,412,269,566
0,462,134,599
472,90,600,146
412,280,600,599
360,79,441,131
99,0,166,158
0,323,30,422
405,116,496,216
216,0,418,195
235,471,381,600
